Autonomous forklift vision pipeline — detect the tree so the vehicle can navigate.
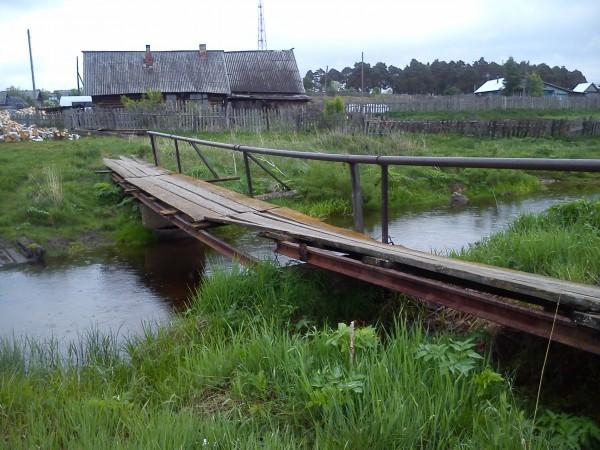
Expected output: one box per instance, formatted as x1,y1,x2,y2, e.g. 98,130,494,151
303,70,315,92
503,57,522,96
526,72,544,96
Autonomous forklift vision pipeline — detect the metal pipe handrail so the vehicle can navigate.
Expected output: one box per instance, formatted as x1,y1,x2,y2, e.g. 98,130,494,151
147,130,600,243
148,131,600,172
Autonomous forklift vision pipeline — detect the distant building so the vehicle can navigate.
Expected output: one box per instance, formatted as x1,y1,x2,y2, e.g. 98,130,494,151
474,78,505,96
59,96,93,108
83,45,308,108
573,82,599,95
474,77,576,97
0,90,42,110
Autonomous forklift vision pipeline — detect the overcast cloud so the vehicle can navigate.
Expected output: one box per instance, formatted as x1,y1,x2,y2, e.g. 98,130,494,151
0,0,598,91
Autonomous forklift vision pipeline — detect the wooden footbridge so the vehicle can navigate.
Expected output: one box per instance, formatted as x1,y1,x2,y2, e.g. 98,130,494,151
104,132,600,354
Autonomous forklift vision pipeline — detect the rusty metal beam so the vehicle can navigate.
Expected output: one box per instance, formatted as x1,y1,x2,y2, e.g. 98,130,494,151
276,241,600,355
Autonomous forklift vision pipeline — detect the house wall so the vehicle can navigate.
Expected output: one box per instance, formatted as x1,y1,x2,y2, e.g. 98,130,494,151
92,93,227,108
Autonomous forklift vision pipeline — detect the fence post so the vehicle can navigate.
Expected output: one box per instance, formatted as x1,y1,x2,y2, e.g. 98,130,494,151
150,134,160,166
243,151,254,197
380,164,389,243
349,163,364,233
174,139,182,173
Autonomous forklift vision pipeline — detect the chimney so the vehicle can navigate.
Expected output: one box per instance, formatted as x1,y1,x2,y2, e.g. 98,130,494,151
199,43,207,59
144,44,153,67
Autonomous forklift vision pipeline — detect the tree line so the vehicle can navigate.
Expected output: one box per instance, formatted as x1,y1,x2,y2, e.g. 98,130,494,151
303,57,587,95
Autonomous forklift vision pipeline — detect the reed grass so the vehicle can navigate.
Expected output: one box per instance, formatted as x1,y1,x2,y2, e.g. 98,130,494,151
451,199,600,284
0,263,579,449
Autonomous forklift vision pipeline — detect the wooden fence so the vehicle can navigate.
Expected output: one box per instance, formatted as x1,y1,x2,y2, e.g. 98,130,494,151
337,94,600,113
21,103,318,133
366,118,600,138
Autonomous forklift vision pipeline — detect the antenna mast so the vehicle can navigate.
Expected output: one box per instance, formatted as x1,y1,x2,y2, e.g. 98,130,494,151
257,0,267,50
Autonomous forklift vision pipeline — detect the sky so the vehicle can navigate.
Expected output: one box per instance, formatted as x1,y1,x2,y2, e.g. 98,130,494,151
1,0,599,91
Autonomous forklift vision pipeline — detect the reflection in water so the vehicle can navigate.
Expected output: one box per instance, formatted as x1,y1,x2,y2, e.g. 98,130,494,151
0,240,207,346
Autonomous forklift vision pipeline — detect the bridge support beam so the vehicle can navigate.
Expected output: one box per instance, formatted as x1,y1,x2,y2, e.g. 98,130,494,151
276,241,600,356
140,204,173,230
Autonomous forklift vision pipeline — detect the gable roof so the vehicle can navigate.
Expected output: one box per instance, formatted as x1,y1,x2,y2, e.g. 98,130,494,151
83,49,306,98
573,82,598,93
224,50,305,94
83,50,230,96
474,78,504,94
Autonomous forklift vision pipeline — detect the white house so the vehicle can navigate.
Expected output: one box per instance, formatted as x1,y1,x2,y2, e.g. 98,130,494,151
573,82,599,95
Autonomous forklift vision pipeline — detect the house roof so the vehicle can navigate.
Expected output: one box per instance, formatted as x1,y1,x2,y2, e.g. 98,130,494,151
573,82,598,93
474,78,504,94
224,50,305,94
82,50,231,96
82,48,306,98
59,96,93,107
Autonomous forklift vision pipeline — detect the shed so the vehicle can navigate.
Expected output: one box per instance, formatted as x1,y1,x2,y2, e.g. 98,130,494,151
223,50,308,106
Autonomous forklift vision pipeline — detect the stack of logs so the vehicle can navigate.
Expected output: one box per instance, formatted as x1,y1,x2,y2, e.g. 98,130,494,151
0,109,80,142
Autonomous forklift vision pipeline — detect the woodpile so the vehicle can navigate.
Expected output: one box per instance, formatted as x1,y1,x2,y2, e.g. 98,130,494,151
0,109,80,143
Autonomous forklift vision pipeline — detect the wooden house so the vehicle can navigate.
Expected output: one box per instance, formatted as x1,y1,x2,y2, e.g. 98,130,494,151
82,45,308,108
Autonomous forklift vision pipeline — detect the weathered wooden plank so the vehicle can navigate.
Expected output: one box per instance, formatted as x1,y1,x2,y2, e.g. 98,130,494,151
150,177,236,217
103,158,138,178
125,177,222,222
168,173,278,212
115,157,158,177
122,156,170,176
155,175,254,214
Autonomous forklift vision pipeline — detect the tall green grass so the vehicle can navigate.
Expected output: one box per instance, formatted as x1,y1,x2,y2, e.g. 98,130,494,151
3,263,587,449
452,200,600,284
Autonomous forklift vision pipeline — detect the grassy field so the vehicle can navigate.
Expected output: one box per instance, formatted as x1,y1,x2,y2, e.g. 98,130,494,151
385,108,600,121
3,262,599,449
1,132,600,255
0,137,156,254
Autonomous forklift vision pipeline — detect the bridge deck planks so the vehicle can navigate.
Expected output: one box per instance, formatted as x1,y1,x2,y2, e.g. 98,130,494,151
104,156,600,313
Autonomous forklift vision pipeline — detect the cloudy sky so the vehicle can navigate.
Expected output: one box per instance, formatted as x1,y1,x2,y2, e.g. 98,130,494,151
1,0,599,91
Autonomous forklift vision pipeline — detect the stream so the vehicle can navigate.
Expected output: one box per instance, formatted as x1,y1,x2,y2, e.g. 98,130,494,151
1,187,599,347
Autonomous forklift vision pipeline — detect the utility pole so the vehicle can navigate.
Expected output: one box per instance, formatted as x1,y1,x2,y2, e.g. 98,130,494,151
27,29,37,100
324,65,328,96
76,56,81,95
361,51,364,97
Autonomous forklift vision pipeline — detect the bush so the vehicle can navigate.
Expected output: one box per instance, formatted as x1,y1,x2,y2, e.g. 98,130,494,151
323,96,345,117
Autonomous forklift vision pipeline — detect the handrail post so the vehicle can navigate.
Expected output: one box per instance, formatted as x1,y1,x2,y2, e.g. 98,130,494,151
149,134,159,166
349,162,364,233
381,164,389,243
174,139,182,173
243,151,254,197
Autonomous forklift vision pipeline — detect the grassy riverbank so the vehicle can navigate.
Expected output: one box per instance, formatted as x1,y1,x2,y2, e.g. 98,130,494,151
1,132,600,255
452,199,600,285
3,263,596,449
0,137,155,254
